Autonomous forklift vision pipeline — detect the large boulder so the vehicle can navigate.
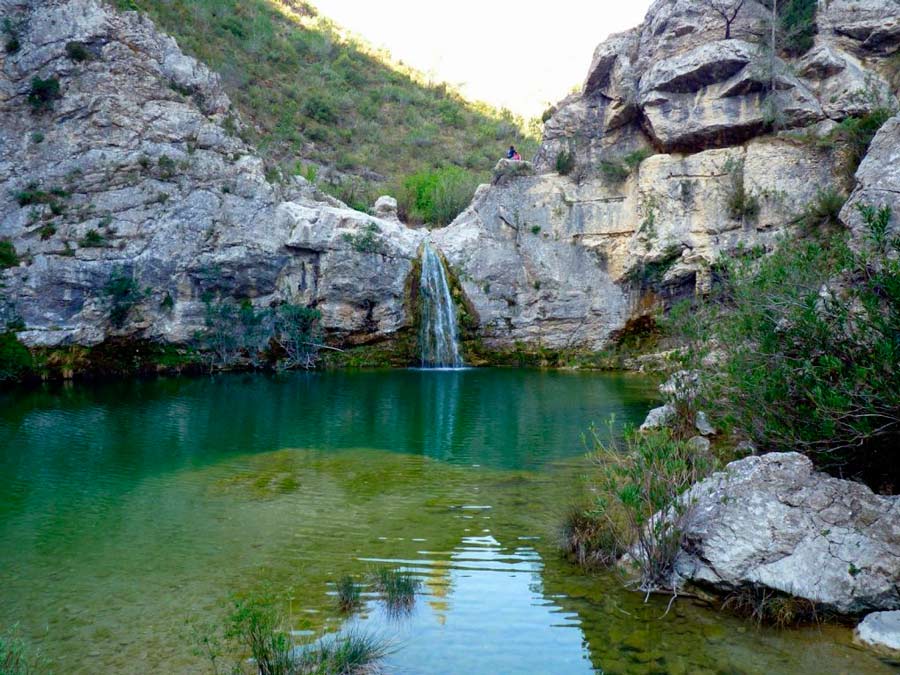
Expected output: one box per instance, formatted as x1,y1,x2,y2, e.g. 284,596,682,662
675,452,900,615
841,112,900,243
857,611,900,652
0,0,424,348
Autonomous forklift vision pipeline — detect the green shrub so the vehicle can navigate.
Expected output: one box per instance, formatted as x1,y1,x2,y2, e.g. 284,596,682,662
272,304,321,369
302,93,338,124
555,149,575,176
27,77,61,113
157,154,177,179
399,166,479,226
799,188,846,230
104,268,141,328
822,108,893,185
779,0,817,56
78,229,106,248
341,221,382,253
0,334,32,382
560,506,624,569
30,131,43,144
2,18,20,54
39,224,56,240
724,157,760,222
583,425,711,592
65,41,93,62
623,148,653,170
599,160,629,183
0,239,18,268
678,204,899,486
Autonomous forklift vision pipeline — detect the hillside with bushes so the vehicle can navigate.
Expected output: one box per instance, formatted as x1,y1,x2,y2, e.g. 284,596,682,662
111,0,538,216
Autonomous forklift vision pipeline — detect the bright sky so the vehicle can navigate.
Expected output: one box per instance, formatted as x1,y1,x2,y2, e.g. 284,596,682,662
311,0,653,118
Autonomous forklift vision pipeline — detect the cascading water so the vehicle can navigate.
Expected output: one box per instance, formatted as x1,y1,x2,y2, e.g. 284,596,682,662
418,244,464,368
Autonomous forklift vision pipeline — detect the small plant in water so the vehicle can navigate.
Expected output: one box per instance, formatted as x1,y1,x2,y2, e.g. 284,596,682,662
722,585,821,629
370,567,421,612
295,629,391,674
0,624,46,675
335,575,362,613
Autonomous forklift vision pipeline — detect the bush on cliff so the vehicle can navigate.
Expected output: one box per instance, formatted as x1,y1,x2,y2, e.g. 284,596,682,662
675,204,899,489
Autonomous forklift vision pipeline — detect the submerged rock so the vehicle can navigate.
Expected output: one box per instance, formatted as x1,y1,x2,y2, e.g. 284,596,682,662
857,611,900,652
675,452,900,615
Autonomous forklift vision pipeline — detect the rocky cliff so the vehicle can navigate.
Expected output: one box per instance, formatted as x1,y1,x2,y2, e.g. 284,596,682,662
1,0,899,360
435,0,900,350
0,0,424,352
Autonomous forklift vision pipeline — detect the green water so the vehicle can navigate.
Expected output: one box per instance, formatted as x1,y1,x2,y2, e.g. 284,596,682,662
0,369,893,674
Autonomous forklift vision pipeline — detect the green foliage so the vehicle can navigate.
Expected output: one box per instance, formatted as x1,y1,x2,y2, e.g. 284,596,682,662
778,0,817,56
723,157,760,222
39,224,56,240
27,77,61,113
370,567,421,612
78,229,106,248
341,221,382,253
0,239,17,268
0,334,32,382
399,166,479,226
295,630,391,675
623,148,653,170
584,425,711,592
599,160,629,183
30,131,43,144
625,245,682,289
0,624,45,674
555,149,575,176
335,575,361,612
675,204,900,485
104,268,142,328
160,292,175,311
202,300,321,370
157,154,177,179
2,18,20,54
124,0,539,204
227,598,293,675
15,183,69,213
65,40,93,62
821,108,893,185
799,188,846,230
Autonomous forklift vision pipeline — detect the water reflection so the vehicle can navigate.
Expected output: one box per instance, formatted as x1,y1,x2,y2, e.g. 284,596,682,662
356,534,594,675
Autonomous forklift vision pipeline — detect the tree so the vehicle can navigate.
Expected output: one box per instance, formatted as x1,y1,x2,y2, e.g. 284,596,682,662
702,0,746,40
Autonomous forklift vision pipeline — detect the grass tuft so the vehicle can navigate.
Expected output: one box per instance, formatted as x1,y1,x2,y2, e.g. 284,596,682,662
370,567,421,612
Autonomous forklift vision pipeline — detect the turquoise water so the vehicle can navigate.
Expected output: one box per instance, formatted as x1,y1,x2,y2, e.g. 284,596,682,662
0,370,894,674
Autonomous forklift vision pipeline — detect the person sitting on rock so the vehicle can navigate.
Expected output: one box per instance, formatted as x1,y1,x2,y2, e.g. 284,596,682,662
512,150,522,161
507,145,516,159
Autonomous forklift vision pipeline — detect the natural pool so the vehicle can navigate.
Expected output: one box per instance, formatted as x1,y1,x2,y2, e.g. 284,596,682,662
0,369,894,674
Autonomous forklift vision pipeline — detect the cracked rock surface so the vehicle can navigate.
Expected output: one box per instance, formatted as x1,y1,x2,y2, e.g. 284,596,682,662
0,0,424,348
675,452,900,615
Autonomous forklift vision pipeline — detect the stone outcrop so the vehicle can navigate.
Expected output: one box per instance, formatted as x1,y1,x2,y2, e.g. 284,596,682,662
436,0,898,350
674,453,900,615
0,0,424,348
842,111,900,241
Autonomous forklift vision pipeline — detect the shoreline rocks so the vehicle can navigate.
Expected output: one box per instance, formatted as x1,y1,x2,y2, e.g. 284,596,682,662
674,452,900,615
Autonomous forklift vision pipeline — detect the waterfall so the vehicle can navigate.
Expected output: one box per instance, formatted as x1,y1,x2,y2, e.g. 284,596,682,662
418,244,464,369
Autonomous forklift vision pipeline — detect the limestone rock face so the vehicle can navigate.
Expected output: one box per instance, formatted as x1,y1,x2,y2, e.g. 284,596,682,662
0,0,424,348
675,453,900,615
842,112,900,242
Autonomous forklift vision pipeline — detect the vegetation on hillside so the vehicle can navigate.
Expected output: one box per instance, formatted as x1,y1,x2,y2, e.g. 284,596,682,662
110,0,538,219
668,203,899,490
